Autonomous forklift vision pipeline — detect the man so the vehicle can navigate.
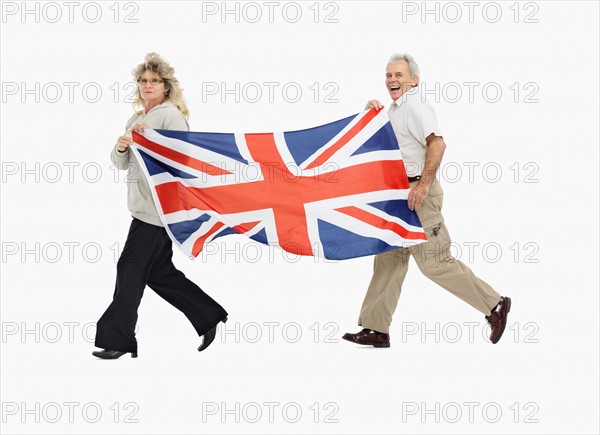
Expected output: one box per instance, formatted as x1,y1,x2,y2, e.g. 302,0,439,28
342,53,511,348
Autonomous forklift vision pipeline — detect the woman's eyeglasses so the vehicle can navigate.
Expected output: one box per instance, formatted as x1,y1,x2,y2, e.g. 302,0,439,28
138,79,164,85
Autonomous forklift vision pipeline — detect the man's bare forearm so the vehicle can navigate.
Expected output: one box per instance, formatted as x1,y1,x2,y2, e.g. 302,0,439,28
419,135,446,188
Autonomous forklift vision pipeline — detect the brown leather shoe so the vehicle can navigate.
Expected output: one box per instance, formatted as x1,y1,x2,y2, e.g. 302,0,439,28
486,296,511,344
342,328,390,348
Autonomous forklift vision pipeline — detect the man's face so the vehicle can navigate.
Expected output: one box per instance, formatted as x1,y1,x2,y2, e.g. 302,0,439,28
385,61,418,101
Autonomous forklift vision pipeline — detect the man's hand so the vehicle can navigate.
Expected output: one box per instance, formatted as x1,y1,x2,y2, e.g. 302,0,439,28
408,134,446,210
365,99,384,110
408,182,429,211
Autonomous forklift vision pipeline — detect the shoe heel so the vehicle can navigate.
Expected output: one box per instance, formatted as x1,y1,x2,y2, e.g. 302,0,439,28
131,352,138,358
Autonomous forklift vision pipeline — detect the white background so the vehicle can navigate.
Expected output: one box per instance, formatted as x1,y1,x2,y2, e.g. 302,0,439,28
1,1,598,434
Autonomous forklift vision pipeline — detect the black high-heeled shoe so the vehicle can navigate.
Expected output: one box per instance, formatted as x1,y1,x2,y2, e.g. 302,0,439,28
92,349,138,359
198,317,228,352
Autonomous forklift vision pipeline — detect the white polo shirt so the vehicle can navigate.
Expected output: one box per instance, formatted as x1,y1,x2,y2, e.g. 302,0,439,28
388,88,443,177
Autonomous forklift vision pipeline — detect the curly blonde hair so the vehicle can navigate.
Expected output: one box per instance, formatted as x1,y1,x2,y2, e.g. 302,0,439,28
131,52,189,118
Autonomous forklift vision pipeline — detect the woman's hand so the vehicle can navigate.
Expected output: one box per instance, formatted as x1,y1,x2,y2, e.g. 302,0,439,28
116,124,149,152
132,123,150,132
116,134,132,152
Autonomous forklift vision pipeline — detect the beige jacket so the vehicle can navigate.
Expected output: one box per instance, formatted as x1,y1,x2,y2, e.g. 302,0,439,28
111,102,189,226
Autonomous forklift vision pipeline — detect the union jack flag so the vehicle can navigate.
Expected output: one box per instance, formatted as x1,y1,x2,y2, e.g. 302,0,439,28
130,108,427,260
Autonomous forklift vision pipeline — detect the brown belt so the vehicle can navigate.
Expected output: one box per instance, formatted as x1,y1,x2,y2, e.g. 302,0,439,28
407,176,421,183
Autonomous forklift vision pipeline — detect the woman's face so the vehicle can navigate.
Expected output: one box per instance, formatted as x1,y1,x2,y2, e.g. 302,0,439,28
138,70,167,106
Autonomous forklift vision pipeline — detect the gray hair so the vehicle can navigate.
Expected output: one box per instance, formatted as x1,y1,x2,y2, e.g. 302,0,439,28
388,53,420,78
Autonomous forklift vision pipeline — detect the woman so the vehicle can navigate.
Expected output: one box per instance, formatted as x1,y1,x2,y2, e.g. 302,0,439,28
93,53,228,359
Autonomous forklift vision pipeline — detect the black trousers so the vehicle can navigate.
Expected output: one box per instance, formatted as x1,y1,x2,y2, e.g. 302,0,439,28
95,218,228,352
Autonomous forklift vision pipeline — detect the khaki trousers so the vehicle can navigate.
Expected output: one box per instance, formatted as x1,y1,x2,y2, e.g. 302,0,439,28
358,181,501,333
